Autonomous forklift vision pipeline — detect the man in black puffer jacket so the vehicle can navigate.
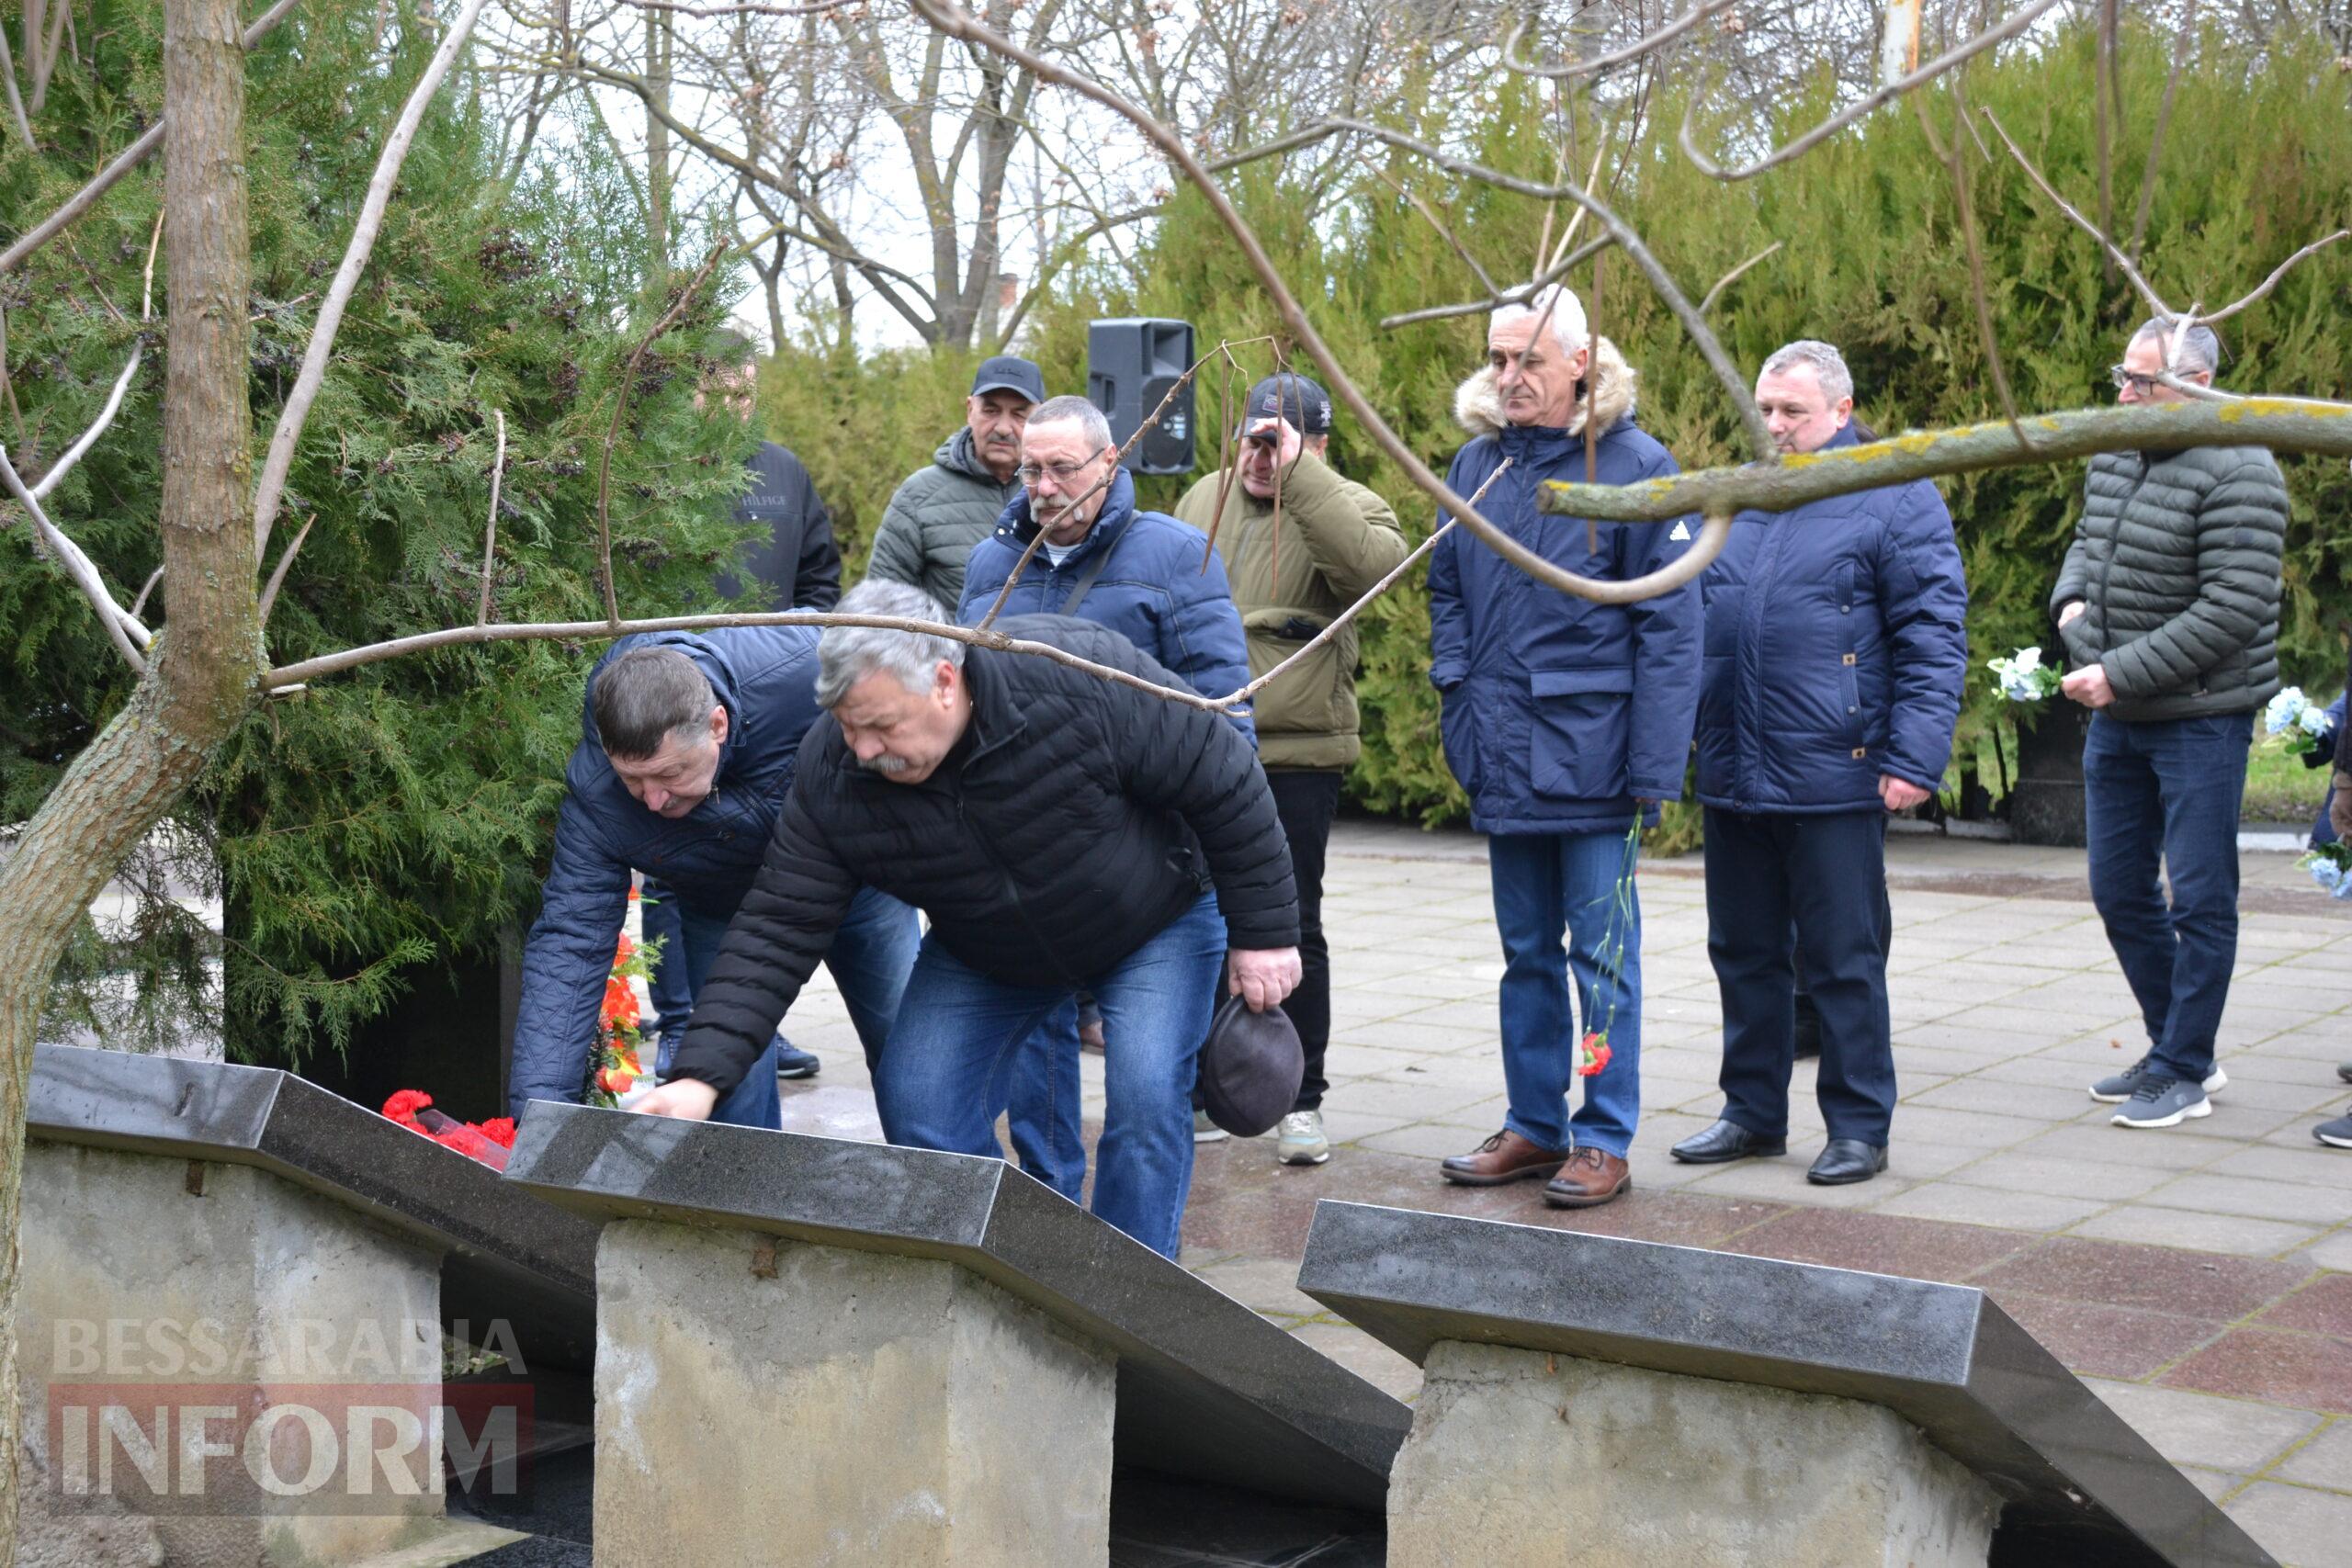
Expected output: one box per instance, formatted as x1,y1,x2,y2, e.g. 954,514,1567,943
2054,317,2288,1134
638,580,1301,1258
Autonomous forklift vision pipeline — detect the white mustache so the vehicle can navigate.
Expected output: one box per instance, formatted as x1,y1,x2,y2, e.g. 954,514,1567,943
857,754,910,775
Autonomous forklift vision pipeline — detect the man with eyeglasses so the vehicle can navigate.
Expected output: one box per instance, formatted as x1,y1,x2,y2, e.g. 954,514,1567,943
956,393,1254,1201
2055,317,2287,1132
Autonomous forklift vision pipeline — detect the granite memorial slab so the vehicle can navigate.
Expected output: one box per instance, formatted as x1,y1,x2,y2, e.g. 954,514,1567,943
27,1043,600,1373
1297,1200,2275,1568
501,1102,1408,1515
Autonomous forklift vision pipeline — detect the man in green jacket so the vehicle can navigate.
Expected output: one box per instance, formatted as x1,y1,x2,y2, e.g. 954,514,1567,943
1174,374,1409,1166
2054,317,2288,1133
865,355,1043,609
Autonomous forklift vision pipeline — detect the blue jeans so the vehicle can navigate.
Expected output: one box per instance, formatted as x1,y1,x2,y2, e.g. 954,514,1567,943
1704,808,1894,1144
1488,832,1642,1157
875,893,1227,1258
2085,711,2252,1085
650,883,919,1130
1002,1001,1089,1201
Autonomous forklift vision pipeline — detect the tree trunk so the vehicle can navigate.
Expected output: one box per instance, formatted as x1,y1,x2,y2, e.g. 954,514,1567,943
645,6,671,282
0,0,258,1551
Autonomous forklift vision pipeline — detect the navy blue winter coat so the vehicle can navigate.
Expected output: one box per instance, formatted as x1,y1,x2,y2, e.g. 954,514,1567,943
1428,343,1702,835
1695,423,1969,814
510,626,824,1114
958,467,1254,736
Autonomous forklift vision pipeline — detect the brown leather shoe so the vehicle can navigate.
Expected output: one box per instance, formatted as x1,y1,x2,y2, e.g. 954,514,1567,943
1440,1129,1567,1187
1543,1146,1631,1209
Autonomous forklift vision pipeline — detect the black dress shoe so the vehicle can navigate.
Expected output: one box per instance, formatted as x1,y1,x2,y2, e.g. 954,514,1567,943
2338,1060,2352,1086
1669,1119,1787,1164
1807,1138,1889,1186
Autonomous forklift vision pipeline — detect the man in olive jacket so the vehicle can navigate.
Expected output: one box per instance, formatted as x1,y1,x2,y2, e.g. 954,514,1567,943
2055,317,2287,1133
1173,374,1408,1167
865,355,1041,609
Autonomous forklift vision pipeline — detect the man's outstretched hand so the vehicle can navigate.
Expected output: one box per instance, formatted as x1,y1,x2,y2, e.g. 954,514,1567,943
1227,947,1303,1012
634,1078,718,1121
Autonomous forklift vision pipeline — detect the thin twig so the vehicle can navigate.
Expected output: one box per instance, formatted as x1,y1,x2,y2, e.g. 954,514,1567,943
0,443,149,671
1361,156,1497,299
596,243,729,627
0,21,36,148
1235,458,1515,702
1381,235,1610,331
252,0,492,559
1679,0,2065,182
1697,241,1782,315
0,0,303,276
478,409,505,626
1501,1,1738,80
28,211,164,501
2203,232,2351,324
2128,0,2195,268
1920,82,2030,452
1979,106,2173,319
1321,116,1772,458
128,562,164,621
255,512,314,624
2094,0,2116,281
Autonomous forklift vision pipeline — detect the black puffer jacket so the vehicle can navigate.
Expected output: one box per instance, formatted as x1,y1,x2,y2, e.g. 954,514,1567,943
2051,444,2287,721
669,616,1299,1096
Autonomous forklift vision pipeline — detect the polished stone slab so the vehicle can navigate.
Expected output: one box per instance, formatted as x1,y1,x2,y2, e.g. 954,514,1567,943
1296,1200,2278,1568
501,1101,1410,1511
26,1043,598,1371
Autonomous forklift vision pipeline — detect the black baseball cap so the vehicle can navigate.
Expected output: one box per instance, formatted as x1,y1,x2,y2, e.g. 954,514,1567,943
970,355,1045,404
1242,374,1333,436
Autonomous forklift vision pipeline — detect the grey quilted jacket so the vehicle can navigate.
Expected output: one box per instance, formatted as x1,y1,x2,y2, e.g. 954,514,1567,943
2050,444,2287,722
865,428,1020,611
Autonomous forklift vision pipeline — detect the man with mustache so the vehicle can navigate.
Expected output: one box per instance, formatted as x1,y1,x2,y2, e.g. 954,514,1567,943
510,627,920,1128
866,356,1044,611
956,394,1254,1197
639,581,1299,1259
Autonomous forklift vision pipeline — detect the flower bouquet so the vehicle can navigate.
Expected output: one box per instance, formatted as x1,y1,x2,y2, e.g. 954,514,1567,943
2301,842,2352,902
381,1089,517,1170
2263,687,2333,757
1576,824,1641,1078
1987,647,2059,703
587,931,655,1107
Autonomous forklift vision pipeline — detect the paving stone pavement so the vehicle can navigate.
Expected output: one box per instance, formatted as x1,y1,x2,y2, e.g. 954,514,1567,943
773,818,2352,1566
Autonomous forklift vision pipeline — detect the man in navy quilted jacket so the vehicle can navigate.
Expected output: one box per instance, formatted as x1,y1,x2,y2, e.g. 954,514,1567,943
1671,341,1968,1186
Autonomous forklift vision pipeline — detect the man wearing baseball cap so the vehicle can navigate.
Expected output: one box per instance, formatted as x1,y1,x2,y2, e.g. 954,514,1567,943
1174,373,1408,1167
866,355,1047,610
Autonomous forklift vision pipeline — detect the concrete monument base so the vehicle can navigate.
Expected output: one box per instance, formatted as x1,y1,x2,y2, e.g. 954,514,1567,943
593,1219,1116,1567
17,1143,446,1568
1388,1341,1999,1568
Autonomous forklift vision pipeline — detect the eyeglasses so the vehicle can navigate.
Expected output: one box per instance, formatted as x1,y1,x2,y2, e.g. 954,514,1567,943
2109,365,2164,394
1017,447,1108,488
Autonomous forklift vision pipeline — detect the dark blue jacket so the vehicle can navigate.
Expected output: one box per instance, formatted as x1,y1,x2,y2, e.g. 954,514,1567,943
1428,348,1702,835
957,468,1254,737
510,626,823,1114
1695,423,1969,814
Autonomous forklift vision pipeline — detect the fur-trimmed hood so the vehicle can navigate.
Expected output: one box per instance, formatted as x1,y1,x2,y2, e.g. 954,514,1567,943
1453,335,1639,440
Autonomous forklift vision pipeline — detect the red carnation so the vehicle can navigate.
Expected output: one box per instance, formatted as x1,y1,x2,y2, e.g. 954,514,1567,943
479,1118,517,1149
381,1089,434,1128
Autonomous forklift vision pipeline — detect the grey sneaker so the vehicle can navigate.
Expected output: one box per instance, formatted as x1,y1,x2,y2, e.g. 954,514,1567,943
1193,1109,1228,1144
2111,1075,2212,1130
1275,1110,1330,1167
2089,1055,2225,1104
2315,1111,2352,1149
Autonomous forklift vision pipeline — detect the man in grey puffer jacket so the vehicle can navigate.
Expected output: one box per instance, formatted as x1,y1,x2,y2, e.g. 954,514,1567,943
865,356,1043,608
2052,317,2288,1132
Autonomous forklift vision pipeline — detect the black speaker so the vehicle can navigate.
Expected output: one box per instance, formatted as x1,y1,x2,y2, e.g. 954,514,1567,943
1088,318,1196,474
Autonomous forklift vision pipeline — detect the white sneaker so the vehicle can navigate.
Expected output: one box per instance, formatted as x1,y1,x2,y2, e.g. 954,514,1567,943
1275,1110,1331,1166
1193,1109,1228,1144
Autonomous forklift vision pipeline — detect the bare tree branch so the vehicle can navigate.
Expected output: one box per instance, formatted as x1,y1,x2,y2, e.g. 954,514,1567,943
1501,0,1740,80
28,213,164,502
1980,105,2174,318
2128,0,2196,268
1679,0,2064,181
1379,235,1610,331
252,0,492,559
1698,239,1781,314
0,443,151,671
595,242,727,626
0,0,304,276
254,512,313,623
0,22,36,148
478,409,505,626
2203,231,2351,323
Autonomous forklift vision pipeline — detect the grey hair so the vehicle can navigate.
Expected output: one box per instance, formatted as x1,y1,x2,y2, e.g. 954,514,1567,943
1759,339,1854,404
2129,317,2221,377
816,579,966,707
1490,285,1589,357
593,647,718,760
1025,394,1114,450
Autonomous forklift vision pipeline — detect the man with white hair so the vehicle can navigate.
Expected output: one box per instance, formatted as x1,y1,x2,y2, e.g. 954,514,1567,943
638,580,1299,1259
1671,340,1967,1186
1428,285,1702,1209
2056,317,2287,1132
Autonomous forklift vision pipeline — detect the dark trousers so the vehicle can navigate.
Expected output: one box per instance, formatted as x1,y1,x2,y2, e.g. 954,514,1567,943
1704,807,1895,1145
2084,711,2251,1085
1269,770,1342,1111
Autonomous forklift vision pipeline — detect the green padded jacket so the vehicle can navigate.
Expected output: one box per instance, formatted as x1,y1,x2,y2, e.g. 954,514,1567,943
865,428,1020,613
2051,442,2287,722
